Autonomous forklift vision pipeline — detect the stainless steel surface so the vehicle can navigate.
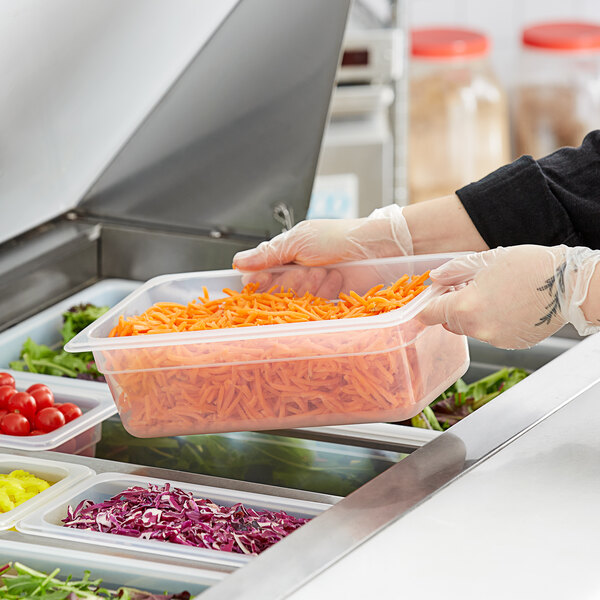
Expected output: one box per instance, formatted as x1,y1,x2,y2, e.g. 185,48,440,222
288,359,600,599
0,1,240,246
99,222,253,281
0,216,256,326
200,333,600,599
79,0,351,240
0,220,100,332
275,422,434,453
468,336,577,373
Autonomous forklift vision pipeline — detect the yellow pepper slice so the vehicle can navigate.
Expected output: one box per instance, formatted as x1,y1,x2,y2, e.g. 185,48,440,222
0,470,52,513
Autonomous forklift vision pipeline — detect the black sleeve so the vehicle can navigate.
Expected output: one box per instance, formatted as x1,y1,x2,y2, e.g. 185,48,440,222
455,130,600,250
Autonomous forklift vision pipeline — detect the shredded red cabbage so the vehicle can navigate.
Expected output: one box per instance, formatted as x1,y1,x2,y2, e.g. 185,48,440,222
62,483,310,555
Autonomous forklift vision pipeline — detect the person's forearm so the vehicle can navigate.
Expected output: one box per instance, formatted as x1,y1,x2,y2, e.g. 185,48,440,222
581,262,600,327
402,194,489,255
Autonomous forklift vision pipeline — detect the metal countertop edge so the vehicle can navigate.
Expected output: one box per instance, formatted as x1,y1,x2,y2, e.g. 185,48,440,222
199,333,600,599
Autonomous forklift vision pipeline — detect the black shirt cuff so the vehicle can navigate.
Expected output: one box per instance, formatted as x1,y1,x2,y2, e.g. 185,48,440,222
456,156,579,249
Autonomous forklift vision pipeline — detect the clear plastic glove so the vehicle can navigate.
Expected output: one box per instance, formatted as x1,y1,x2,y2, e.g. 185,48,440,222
232,204,413,297
418,244,600,350
233,204,413,270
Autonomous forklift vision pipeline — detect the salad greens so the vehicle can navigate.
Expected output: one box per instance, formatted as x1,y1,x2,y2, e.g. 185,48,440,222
0,562,191,599
96,423,405,497
9,304,108,382
409,367,529,431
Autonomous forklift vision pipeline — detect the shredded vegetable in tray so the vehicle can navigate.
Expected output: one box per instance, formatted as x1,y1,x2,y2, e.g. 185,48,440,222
100,274,450,436
62,483,309,555
0,470,50,513
109,274,430,335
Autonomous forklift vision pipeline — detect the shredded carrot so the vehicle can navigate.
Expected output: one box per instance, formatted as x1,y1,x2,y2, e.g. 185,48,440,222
97,271,460,437
109,272,430,337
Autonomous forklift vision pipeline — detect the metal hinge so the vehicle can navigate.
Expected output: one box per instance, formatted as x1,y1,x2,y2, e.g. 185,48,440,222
272,203,295,233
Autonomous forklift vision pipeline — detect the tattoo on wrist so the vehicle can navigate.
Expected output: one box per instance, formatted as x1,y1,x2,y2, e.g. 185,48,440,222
535,261,567,327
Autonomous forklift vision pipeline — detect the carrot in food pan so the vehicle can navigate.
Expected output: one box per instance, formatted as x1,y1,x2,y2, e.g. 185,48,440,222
104,273,431,436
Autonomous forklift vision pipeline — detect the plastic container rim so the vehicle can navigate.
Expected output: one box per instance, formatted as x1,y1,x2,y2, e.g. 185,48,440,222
65,254,460,353
0,538,227,588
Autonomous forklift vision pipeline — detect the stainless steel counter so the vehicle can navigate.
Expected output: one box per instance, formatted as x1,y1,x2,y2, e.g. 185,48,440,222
289,377,600,600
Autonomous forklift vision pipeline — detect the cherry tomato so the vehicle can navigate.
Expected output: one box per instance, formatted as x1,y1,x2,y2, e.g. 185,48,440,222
0,409,8,420
0,385,16,409
7,392,37,422
35,407,66,433
1,413,30,436
57,402,83,423
0,373,15,388
29,430,45,436
30,389,54,411
26,383,52,396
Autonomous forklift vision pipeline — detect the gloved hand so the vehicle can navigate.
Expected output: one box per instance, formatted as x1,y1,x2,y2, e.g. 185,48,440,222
233,204,413,270
418,244,600,349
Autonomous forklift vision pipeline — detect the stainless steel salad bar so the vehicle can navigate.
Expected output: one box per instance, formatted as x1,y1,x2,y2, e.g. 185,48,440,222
1,330,597,598
1,1,599,597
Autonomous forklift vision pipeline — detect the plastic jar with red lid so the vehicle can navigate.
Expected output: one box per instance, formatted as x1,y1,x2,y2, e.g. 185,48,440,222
408,28,510,204
514,22,600,159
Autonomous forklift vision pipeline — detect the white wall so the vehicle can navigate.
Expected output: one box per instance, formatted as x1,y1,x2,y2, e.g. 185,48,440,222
409,0,600,89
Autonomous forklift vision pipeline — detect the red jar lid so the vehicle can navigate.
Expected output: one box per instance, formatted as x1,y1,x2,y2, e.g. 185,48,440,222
411,28,489,59
522,22,600,52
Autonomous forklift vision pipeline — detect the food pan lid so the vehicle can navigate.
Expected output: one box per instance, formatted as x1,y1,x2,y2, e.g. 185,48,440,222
0,1,349,246
0,1,239,246
77,0,350,240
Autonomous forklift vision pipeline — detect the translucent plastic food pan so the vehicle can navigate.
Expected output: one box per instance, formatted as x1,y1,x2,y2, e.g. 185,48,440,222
0,454,93,530
66,255,469,437
0,278,140,372
0,371,117,454
18,471,335,568
0,538,225,595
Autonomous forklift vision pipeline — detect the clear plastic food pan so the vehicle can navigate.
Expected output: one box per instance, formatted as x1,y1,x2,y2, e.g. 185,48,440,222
0,538,225,594
0,371,117,455
0,454,93,530
65,255,469,437
17,472,335,568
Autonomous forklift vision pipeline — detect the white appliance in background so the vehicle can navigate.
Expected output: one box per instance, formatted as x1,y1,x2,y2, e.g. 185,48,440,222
307,173,359,220
313,12,408,219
